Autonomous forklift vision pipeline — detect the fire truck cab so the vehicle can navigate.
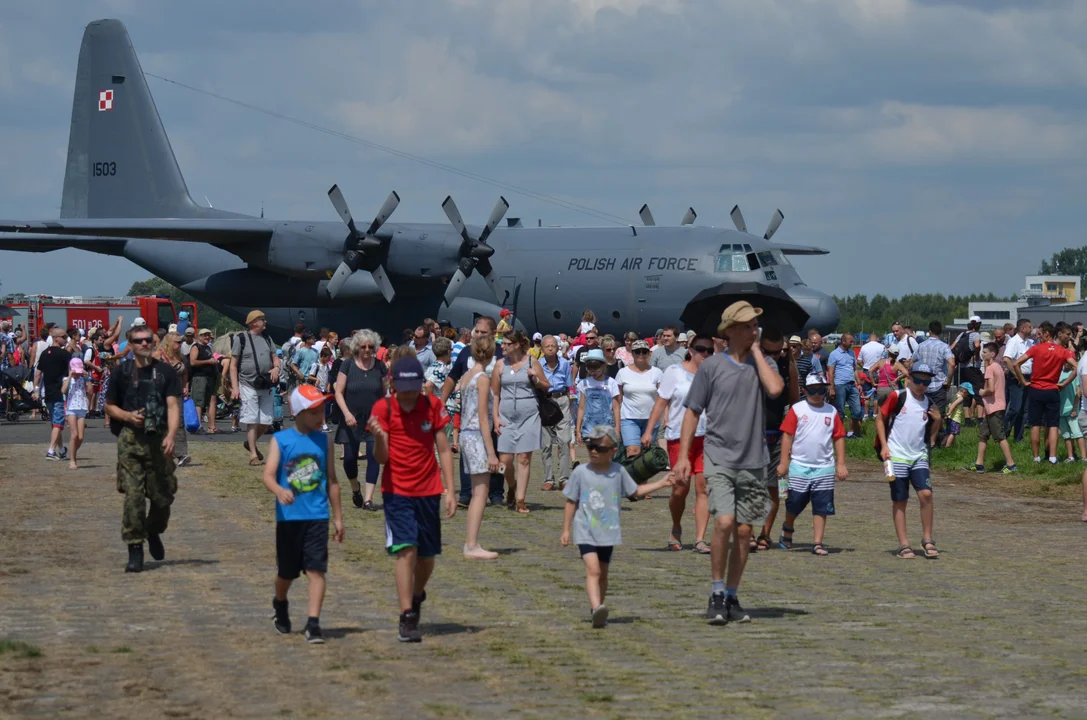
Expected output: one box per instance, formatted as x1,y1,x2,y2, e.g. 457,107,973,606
2,294,199,339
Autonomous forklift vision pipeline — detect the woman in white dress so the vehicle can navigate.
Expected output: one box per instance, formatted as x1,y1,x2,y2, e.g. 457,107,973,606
456,336,501,559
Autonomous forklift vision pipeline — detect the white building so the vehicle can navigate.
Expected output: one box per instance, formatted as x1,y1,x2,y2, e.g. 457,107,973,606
955,274,1082,329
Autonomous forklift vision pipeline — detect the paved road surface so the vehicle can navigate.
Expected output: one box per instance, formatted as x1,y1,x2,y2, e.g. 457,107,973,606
1,441,1085,718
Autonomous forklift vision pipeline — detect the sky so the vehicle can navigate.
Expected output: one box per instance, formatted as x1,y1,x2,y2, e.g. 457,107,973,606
1,0,1085,300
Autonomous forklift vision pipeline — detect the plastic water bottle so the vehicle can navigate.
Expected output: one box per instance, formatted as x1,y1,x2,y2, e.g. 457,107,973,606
883,459,895,480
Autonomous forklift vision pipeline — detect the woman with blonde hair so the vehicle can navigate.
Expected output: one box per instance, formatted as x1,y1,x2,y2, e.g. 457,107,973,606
154,331,191,466
457,335,501,558
492,330,550,513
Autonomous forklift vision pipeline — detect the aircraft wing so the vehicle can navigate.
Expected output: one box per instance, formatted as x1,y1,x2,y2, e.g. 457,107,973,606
0,218,274,243
774,243,830,256
0,232,129,255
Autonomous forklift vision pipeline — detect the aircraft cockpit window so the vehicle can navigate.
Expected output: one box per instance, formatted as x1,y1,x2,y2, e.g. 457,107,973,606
715,255,731,273
732,244,744,253
757,251,775,268
746,253,760,270
732,253,750,272
771,249,790,266
743,244,753,252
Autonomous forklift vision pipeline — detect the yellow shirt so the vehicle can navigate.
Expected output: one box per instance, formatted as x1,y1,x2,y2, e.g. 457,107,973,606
496,318,512,341
529,346,544,360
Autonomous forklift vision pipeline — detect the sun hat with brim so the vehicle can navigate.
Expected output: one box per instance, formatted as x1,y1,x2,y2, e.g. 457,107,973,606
198,328,212,336
718,301,763,334
245,310,266,325
789,335,802,345
289,384,333,415
583,348,606,363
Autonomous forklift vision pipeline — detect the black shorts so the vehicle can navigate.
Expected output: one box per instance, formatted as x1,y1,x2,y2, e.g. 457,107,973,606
577,544,614,564
1027,388,1061,428
276,520,329,580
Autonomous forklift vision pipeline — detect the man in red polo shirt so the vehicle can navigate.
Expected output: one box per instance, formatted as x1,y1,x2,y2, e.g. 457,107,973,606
1014,321,1077,464
369,356,455,643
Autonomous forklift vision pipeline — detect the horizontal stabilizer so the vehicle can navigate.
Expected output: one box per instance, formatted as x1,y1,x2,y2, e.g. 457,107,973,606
0,232,128,255
0,218,273,243
774,243,830,256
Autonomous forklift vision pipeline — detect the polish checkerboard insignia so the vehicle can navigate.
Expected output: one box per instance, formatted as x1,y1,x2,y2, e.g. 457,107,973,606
98,90,114,111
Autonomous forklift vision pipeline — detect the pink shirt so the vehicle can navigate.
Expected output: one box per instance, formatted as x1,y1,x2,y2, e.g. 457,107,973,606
982,362,1006,414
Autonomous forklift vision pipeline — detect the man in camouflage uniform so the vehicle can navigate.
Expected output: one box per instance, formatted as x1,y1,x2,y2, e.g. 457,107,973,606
105,324,182,573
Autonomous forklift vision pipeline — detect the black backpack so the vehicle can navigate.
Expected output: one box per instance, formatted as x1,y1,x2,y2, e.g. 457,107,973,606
952,332,974,366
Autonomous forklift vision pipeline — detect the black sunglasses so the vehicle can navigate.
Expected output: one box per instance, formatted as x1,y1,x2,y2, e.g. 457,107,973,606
130,337,154,345
911,375,933,386
586,442,615,453
691,345,714,355
633,349,650,355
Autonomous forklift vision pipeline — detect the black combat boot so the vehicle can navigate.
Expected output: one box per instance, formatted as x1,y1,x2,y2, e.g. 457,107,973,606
147,533,165,561
125,543,144,573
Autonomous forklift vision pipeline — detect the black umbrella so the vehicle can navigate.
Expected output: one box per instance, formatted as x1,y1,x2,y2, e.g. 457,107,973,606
680,282,810,337
0,305,17,319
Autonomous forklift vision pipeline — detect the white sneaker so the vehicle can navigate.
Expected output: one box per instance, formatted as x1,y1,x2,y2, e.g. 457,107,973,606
176,455,192,467
322,424,329,432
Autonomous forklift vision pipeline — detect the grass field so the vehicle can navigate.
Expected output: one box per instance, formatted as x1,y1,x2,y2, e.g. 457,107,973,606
842,418,1086,490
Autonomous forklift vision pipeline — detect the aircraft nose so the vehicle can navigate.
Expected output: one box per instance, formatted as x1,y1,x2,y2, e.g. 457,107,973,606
788,286,840,335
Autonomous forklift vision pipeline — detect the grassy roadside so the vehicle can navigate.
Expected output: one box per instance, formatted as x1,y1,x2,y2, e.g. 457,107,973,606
843,422,1084,497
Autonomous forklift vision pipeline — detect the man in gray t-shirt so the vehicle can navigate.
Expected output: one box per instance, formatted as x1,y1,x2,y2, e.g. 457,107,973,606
650,327,685,371
229,310,281,465
674,301,783,627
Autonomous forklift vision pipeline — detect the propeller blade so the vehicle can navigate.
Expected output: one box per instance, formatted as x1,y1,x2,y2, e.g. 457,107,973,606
327,185,359,236
680,207,697,225
442,196,472,245
477,196,510,245
365,190,400,236
639,204,655,226
370,265,396,303
478,265,502,303
443,268,469,306
764,209,784,241
730,205,747,233
325,261,354,299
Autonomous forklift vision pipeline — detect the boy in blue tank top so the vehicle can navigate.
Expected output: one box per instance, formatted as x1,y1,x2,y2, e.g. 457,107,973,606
263,385,344,644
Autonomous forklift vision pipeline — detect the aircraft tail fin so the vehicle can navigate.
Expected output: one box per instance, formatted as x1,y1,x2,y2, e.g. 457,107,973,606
61,19,212,219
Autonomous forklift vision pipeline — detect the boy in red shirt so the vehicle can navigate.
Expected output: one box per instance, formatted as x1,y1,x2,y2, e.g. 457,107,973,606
1013,322,1077,464
369,356,456,643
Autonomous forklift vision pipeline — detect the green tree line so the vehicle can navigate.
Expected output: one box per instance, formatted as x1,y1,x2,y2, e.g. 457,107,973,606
832,293,1016,335
126,278,241,335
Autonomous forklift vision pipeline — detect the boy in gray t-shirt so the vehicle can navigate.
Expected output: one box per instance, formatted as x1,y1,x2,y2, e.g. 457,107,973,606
561,425,673,629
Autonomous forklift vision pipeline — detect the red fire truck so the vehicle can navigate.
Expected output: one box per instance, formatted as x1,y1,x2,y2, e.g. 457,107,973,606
2,295,199,339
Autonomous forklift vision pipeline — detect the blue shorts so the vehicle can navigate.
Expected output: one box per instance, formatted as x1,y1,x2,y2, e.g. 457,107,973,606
834,383,862,420
383,493,442,558
890,457,932,502
577,544,614,564
947,420,961,436
619,418,658,447
66,408,87,420
49,401,66,428
785,463,836,516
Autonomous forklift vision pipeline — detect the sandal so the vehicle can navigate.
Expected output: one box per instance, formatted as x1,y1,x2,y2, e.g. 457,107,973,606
812,543,829,556
755,534,772,552
515,500,530,514
921,539,939,559
667,529,683,551
248,457,263,466
541,481,555,492
693,540,711,555
778,525,794,550
896,545,916,559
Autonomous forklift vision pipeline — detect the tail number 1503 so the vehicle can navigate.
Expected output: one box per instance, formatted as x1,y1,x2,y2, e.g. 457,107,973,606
92,161,117,177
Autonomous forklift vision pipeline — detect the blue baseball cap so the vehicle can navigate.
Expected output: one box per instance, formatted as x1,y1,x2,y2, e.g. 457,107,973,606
392,356,425,391
910,362,934,376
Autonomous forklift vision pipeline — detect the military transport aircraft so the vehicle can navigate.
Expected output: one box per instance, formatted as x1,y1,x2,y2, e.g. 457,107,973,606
0,19,839,340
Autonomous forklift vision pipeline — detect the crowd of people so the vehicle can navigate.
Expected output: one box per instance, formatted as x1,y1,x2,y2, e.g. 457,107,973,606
4,302,1087,644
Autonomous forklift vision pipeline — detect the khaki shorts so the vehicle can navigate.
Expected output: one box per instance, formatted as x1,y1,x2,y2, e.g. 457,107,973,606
239,383,274,426
978,410,1006,443
705,457,771,526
